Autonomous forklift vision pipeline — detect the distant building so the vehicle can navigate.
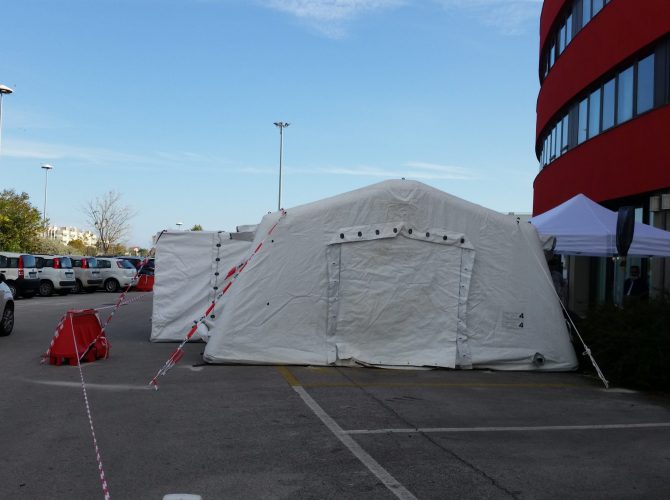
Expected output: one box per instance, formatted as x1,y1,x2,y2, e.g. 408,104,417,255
46,226,98,247
534,0,670,309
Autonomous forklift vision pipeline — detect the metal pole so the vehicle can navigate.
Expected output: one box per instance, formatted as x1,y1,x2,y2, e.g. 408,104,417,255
41,164,54,231
0,94,4,157
274,122,289,211
43,168,49,225
0,85,13,159
278,126,283,211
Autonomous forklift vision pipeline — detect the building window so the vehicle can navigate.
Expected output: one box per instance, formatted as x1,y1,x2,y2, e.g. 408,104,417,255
592,0,603,17
588,87,601,138
602,77,616,130
617,65,634,123
566,14,573,46
637,53,655,114
582,0,592,26
561,115,570,152
558,24,567,55
578,97,588,144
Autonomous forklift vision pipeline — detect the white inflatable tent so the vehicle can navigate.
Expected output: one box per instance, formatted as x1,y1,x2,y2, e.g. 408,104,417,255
150,230,253,342
203,180,577,370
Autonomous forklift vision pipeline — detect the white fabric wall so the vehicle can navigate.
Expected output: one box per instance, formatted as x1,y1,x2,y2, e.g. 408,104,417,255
202,180,577,370
150,231,251,342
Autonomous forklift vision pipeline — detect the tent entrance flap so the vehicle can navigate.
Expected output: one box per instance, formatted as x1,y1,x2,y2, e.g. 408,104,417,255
326,231,474,368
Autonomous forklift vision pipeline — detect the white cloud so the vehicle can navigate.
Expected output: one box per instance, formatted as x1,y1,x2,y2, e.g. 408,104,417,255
2,138,215,168
435,0,541,35
258,0,405,38
287,161,478,180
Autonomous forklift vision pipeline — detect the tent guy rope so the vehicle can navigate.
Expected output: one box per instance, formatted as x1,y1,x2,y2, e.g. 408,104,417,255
520,221,609,388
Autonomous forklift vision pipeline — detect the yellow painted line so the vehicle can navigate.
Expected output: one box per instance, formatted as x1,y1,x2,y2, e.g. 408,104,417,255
276,366,301,386
299,382,582,389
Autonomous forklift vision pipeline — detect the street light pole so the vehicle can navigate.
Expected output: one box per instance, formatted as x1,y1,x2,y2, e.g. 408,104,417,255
0,85,13,158
176,222,183,230
273,121,289,211
41,164,54,230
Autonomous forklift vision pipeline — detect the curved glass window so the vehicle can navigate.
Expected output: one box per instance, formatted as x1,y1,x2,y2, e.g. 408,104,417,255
588,88,601,138
602,77,615,131
538,42,665,170
617,66,634,124
578,98,588,144
637,54,655,114
542,0,611,81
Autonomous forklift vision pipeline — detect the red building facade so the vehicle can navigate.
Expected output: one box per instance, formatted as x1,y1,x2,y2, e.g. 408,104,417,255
534,0,670,303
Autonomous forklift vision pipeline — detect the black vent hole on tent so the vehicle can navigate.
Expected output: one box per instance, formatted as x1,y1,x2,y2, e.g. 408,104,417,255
426,232,430,238
408,229,413,234
216,243,221,247
210,314,216,319
357,231,362,237
393,228,398,233
460,237,465,244
271,239,274,243
443,236,448,241
215,272,219,276
340,233,345,239
216,257,220,262
266,302,270,306
213,286,218,290
375,229,380,235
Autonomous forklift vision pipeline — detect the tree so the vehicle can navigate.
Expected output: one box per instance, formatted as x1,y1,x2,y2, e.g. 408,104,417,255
190,224,203,231
31,236,70,255
68,239,87,254
0,190,44,251
84,191,135,254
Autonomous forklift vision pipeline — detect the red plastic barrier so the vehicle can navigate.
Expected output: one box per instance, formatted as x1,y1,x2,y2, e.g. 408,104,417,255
134,275,154,292
48,310,109,366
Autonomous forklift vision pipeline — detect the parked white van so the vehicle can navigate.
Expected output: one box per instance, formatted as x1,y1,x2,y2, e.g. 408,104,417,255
0,252,40,299
70,256,102,293
34,255,76,296
95,257,137,292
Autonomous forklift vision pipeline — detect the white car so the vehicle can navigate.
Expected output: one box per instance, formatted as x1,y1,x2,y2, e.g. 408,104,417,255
0,275,14,335
35,255,76,296
95,257,137,292
70,256,102,293
0,252,40,299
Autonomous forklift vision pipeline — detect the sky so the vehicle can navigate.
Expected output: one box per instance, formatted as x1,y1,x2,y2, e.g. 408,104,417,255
0,0,543,248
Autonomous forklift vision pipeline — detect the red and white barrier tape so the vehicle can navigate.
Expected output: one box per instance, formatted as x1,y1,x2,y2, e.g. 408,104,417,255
149,210,286,389
69,312,112,500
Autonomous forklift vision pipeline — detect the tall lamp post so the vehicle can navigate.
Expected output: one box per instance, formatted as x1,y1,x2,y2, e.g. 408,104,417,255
41,164,54,230
176,222,183,230
0,85,13,157
273,121,289,211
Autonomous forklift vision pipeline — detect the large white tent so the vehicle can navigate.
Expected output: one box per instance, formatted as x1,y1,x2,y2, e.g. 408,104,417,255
151,230,252,342
530,193,670,257
202,180,577,371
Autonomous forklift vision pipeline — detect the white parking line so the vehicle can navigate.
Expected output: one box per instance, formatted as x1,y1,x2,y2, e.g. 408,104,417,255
292,385,417,500
346,423,670,434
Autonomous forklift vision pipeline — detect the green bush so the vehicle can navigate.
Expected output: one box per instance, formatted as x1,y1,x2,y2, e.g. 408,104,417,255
579,298,670,392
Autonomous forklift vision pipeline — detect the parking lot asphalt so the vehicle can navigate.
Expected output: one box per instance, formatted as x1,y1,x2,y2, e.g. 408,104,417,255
1,292,669,499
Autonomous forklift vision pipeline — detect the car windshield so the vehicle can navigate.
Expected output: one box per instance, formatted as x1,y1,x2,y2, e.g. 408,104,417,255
60,257,73,269
22,255,37,268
